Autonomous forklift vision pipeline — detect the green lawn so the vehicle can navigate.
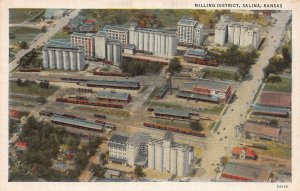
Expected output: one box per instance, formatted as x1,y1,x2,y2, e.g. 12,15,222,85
138,85,149,94
202,104,225,115
264,142,291,159
9,9,45,23
10,27,42,52
264,77,291,93
202,67,237,81
50,30,71,40
9,81,59,98
73,106,130,118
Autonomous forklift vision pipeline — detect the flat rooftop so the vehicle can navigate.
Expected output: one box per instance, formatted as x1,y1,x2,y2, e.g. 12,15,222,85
182,79,231,92
178,18,198,26
253,104,289,115
110,134,129,144
103,25,129,32
97,90,130,101
51,114,104,130
177,91,219,102
259,91,291,108
153,107,190,118
85,80,140,89
184,48,206,58
71,32,94,38
222,162,262,181
45,40,81,50
244,122,281,138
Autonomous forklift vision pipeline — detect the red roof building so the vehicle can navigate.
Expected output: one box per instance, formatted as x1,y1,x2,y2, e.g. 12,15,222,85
244,122,281,141
65,153,75,160
231,147,257,160
9,109,21,119
259,91,291,108
15,142,28,150
84,19,96,24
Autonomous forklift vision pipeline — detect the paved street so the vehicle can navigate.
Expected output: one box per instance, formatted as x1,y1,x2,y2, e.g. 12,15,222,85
9,9,81,73
194,11,291,181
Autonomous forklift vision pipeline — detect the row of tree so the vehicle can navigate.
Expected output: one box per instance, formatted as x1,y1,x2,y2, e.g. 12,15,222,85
120,58,162,76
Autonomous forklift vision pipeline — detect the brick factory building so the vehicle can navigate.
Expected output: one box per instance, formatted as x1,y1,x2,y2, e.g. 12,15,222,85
259,91,291,109
71,32,95,57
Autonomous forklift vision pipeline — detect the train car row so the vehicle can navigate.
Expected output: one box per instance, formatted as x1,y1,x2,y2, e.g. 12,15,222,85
95,120,116,130
184,58,219,66
56,97,124,109
19,67,41,72
93,71,129,77
143,122,206,138
128,56,169,65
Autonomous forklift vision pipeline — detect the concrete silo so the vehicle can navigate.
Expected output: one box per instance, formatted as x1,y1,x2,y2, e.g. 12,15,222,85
107,43,113,62
149,33,155,53
49,50,56,69
144,32,149,52
56,50,63,69
138,31,144,51
62,51,70,70
42,49,49,69
148,142,155,170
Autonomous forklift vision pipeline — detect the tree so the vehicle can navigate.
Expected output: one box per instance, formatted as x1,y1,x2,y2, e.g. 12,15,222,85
189,121,203,131
41,25,47,33
16,78,23,86
220,156,229,166
92,164,106,178
134,166,145,178
39,80,49,89
168,57,182,73
269,119,278,127
238,63,251,79
19,41,28,49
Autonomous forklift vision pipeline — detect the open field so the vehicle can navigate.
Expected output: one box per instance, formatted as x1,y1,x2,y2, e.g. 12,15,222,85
9,9,45,23
9,81,59,98
9,27,42,52
257,142,291,159
73,105,131,118
202,67,237,81
263,77,291,93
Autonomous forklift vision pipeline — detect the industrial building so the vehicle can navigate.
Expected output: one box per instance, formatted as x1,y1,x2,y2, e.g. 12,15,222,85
177,79,232,103
177,17,205,46
50,114,105,133
183,48,218,66
94,31,123,66
108,133,150,166
243,122,281,141
43,40,85,71
152,107,192,120
108,134,129,164
214,15,262,48
97,90,131,103
128,22,177,57
103,25,129,45
70,32,95,57
258,91,291,109
84,80,140,89
252,104,289,118
147,132,194,177
220,162,270,182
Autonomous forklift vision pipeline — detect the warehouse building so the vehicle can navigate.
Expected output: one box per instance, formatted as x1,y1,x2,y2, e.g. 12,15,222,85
71,32,95,57
252,104,289,118
128,22,177,58
258,91,291,109
220,162,270,182
152,107,191,120
85,80,140,89
97,90,131,103
50,114,105,133
177,17,205,46
148,132,194,177
177,79,232,103
243,122,281,141
43,40,85,71
103,25,129,45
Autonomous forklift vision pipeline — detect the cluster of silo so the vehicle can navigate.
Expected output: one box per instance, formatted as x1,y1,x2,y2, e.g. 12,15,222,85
42,40,85,71
128,24,177,58
227,22,261,48
106,40,122,66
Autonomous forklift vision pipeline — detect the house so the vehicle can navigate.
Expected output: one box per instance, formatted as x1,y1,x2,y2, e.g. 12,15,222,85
9,109,21,119
15,142,28,151
244,122,281,141
231,146,257,160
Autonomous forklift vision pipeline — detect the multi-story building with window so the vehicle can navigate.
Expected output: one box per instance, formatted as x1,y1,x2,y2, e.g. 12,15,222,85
42,40,85,71
103,25,129,46
70,32,94,57
177,17,205,46
108,134,129,165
